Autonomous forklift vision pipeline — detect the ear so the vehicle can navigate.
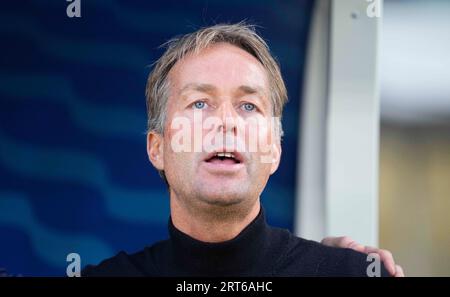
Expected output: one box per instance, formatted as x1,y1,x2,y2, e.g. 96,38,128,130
270,142,281,174
147,132,164,171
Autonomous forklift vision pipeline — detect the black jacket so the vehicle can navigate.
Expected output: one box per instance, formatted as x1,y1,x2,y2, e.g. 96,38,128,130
82,208,389,277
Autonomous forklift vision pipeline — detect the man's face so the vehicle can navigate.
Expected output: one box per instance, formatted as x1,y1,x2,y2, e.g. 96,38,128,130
148,43,281,209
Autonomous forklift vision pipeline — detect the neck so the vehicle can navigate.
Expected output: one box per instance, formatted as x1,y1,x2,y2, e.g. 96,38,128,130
169,192,261,243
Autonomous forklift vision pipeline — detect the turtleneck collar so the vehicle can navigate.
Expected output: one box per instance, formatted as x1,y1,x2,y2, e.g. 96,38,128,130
167,207,271,276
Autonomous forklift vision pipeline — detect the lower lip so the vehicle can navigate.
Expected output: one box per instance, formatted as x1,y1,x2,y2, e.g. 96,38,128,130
202,159,245,173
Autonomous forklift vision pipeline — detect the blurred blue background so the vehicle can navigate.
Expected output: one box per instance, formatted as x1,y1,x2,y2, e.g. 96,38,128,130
0,0,313,275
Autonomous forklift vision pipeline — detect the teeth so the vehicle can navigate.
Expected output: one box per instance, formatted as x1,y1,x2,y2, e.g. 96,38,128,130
216,152,235,159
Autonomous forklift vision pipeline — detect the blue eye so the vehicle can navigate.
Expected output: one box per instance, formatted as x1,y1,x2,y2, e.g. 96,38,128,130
242,103,256,112
193,101,207,109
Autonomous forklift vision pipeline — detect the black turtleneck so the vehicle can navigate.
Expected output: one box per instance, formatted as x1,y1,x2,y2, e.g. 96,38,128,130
82,208,390,277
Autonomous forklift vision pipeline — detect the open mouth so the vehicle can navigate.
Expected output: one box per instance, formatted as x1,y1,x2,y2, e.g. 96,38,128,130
205,152,242,165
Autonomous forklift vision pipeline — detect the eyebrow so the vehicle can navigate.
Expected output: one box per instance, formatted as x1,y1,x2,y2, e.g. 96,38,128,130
180,83,218,95
236,85,267,97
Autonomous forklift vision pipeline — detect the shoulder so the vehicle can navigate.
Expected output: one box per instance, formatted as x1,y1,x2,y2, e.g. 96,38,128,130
271,228,390,277
82,240,169,277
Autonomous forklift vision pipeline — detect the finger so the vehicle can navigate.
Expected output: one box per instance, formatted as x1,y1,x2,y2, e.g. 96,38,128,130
394,265,405,277
348,241,366,253
364,247,396,276
320,236,337,246
321,236,355,248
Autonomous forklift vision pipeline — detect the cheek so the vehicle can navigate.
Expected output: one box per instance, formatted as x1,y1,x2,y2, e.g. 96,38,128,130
163,129,187,178
164,129,198,171
245,158,273,194
250,156,273,174
243,116,274,154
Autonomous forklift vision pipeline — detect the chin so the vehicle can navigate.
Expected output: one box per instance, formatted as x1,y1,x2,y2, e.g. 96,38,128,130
197,188,248,207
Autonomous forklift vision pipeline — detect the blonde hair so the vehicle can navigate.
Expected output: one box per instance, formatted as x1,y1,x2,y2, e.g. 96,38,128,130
145,22,288,137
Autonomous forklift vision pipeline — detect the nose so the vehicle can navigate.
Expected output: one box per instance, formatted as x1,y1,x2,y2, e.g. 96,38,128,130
217,101,238,135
